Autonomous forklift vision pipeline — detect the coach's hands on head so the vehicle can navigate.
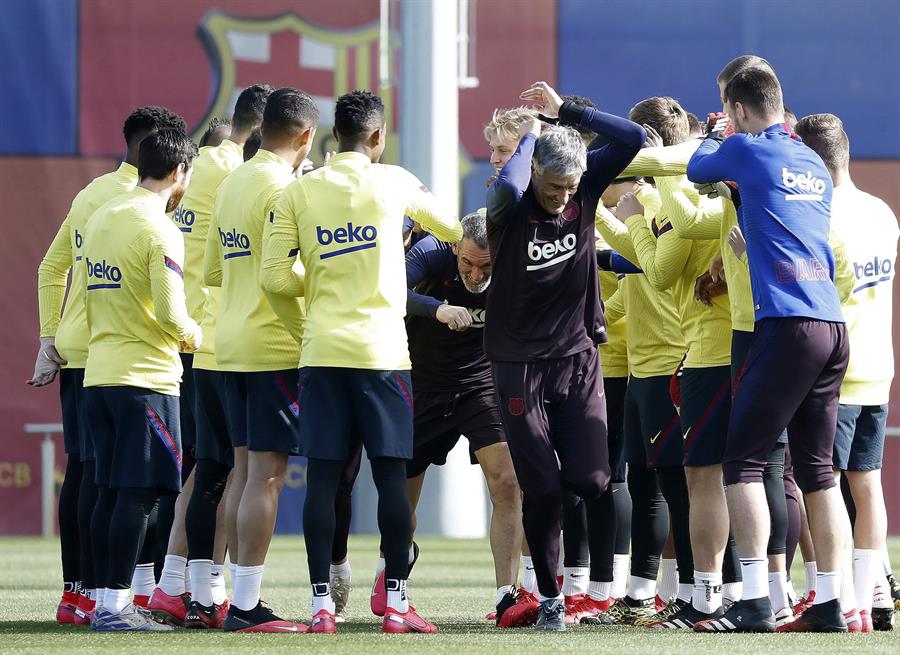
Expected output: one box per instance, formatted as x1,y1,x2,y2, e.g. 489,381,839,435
436,304,473,332
27,337,66,387
518,115,543,139
612,192,644,222
520,82,563,119
642,124,663,148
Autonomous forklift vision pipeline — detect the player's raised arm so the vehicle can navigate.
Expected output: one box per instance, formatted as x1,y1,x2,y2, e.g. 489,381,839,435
402,174,463,243
485,116,542,225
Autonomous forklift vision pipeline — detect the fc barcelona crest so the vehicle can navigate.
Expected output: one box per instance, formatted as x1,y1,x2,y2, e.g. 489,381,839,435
195,10,399,162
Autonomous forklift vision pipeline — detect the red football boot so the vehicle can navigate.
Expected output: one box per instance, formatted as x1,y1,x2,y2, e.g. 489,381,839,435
148,588,191,626
310,609,337,634
383,606,438,633
497,588,540,628
56,592,80,625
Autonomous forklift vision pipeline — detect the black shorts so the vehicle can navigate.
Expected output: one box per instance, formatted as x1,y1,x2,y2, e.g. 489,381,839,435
605,376,628,482
194,369,233,467
180,353,197,455
407,385,505,479
680,365,731,467
298,367,414,461
732,330,787,444
624,375,682,468
833,404,888,471
85,386,182,492
222,370,301,455
59,368,87,458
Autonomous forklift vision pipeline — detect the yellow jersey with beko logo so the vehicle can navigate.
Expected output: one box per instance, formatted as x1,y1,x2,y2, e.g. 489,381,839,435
262,151,462,370
38,162,139,368
205,149,301,372
83,187,200,395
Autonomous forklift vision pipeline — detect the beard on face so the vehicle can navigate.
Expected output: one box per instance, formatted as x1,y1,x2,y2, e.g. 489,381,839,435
166,183,187,213
462,275,490,294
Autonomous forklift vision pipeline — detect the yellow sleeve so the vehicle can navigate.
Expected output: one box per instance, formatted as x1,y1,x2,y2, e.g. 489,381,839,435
604,286,625,326
203,201,223,288
37,216,73,336
399,171,462,242
595,204,639,263
149,228,201,343
656,176,722,241
261,186,305,298
625,214,691,291
829,228,854,305
618,140,700,177
261,192,305,344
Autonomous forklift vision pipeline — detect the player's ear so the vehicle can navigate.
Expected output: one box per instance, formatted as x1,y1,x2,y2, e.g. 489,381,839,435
451,242,459,256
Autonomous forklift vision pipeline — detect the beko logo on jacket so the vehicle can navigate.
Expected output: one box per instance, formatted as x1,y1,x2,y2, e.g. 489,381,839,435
782,168,826,201
86,257,122,289
173,206,195,232
219,227,251,259
526,233,577,271
852,256,894,293
316,223,378,259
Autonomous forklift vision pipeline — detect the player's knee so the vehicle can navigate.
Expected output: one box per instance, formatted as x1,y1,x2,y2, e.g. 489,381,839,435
524,479,563,511
846,469,882,499
487,470,521,510
566,470,609,502
794,463,836,494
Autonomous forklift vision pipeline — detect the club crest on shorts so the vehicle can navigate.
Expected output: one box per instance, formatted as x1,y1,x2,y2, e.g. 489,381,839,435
507,397,525,416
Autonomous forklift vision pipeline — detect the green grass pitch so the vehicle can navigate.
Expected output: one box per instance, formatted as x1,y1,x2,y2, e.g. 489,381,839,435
1,535,898,654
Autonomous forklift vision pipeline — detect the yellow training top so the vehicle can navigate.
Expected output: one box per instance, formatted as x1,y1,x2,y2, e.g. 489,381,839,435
625,176,732,369
262,151,462,370
596,186,685,377
173,139,243,370
831,182,899,405
596,231,628,378
38,162,139,368
205,149,302,372
83,187,200,395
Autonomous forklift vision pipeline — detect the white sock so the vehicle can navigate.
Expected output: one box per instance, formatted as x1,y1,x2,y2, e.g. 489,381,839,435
539,591,564,603
723,581,742,604
557,536,565,577
658,559,678,601
627,576,656,601
496,585,515,605
228,561,237,583
386,577,409,613
157,555,187,596
131,563,155,597
211,564,227,605
588,581,611,602
96,588,106,608
184,563,191,591
739,558,767,601
839,553,857,613
408,544,416,565
768,571,788,611
804,561,817,594
85,588,97,602
189,559,214,607
611,554,629,599
312,583,335,614
786,577,798,605
883,546,894,576
375,557,386,577
853,548,879,615
103,588,131,613
677,583,692,602
232,565,264,611
522,556,536,594
693,571,724,613
562,566,589,596
814,571,840,604
330,560,352,580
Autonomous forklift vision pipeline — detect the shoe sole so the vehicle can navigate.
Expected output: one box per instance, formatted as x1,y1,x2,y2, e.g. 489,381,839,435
383,623,438,634
150,609,185,627
235,621,308,634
